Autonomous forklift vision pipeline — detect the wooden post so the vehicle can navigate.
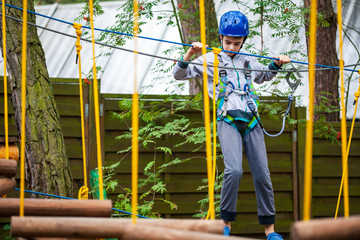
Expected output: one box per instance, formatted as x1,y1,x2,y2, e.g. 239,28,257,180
11,216,255,240
0,177,16,196
0,198,112,217
291,216,360,240
0,158,18,177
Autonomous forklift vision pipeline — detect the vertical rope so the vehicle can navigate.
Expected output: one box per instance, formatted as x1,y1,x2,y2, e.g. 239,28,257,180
73,23,89,200
131,0,139,224
88,0,104,200
303,0,317,221
205,48,221,220
335,78,360,218
199,0,214,220
2,0,9,160
20,0,28,217
336,0,349,218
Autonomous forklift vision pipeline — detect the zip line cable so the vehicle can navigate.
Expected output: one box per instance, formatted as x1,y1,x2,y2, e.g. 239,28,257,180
2,13,357,76
0,2,359,73
13,188,150,219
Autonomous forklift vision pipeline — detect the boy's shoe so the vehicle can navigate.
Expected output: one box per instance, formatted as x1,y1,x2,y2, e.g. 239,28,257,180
267,232,284,240
223,226,231,236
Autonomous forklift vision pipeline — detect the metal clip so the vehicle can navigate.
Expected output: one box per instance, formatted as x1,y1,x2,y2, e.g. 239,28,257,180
285,68,302,94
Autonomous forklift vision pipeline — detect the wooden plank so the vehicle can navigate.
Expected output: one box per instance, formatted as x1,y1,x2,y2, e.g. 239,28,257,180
313,139,360,156
54,96,81,116
312,177,360,197
0,159,17,177
105,152,292,174
104,131,293,152
0,198,112,217
150,192,293,214
11,216,252,240
107,173,292,194
0,178,16,196
312,197,360,217
313,156,360,177
290,216,360,240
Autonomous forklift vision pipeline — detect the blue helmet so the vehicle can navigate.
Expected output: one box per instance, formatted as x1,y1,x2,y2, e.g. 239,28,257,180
218,11,249,37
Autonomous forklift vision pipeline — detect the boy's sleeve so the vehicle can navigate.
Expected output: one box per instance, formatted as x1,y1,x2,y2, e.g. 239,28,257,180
251,58,280,84
173,55,212,80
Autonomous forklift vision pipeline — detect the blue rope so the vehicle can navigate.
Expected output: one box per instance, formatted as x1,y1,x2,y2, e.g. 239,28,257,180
13,188,150,219
1,2,358,73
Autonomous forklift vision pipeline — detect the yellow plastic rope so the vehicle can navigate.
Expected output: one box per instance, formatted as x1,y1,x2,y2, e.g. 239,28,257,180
2,0,9,160
73,23,89,200
335,77,360,219
131,0,139,224
303,0,317,221
199,0,214,220
20,0,29,217
78,185,89,200
205,47,221,220
89,0,104,200
336,0,349,218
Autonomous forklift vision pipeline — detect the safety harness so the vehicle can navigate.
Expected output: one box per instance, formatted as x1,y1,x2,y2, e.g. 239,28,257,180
216,61,260,136
216,62,301,137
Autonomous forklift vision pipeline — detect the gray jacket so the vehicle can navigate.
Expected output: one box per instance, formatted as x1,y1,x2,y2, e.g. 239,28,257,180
173,51,278,118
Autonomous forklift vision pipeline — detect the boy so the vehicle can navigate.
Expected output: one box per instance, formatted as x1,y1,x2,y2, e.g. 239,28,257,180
173,11,289,240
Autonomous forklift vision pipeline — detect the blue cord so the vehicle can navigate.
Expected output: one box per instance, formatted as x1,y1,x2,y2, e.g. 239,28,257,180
1,2,359,73
13,188,150,219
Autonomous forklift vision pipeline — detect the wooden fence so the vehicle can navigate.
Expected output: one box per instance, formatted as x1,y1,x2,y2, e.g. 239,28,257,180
0,77,359,238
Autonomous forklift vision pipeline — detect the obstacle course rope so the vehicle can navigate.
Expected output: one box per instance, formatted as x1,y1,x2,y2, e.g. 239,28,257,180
336,0,350,218
73,22,89,200
2,0,9,161
132,0,139,224
303,0,317,221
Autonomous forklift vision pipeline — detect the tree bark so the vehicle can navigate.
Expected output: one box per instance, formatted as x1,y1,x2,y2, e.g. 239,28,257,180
0,0,73,197
304,0,340,121
176,0,218,95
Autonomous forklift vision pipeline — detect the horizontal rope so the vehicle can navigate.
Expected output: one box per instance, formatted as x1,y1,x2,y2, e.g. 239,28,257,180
1,2,359,73
3,13,356,75
13,188,150,219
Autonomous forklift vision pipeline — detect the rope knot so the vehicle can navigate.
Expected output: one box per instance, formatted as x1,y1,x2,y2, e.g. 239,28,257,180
78,186,89,200
72,23,82,32
212,48,222,85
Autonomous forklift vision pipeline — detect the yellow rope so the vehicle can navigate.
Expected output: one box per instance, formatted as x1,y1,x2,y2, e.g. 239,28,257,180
131,0,139,224
205,47,221,220
89,0,104,200
2,0,9,161
199,0,214,220
73,23,89,200
336,0,349,218
303,0,317,221
20,0,29,217
335,77,360,219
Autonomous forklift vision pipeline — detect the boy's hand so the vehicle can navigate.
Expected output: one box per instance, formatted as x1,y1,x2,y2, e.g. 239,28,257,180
183,42,208,61
273,55,291,66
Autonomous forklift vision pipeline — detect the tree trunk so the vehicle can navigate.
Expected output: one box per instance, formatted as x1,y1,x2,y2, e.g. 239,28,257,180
176,0,218,95
0,0,73,197
304,0,340,121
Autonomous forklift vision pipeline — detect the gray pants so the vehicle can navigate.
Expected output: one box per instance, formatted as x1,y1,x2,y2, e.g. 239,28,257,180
218,120,275,225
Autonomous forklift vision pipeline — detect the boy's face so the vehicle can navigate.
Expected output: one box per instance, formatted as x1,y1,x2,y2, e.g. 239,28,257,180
221,35,245,57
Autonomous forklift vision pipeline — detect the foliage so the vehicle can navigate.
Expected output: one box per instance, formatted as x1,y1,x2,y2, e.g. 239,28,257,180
2,224,14,240
105,92,211,217
313,92,341,144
